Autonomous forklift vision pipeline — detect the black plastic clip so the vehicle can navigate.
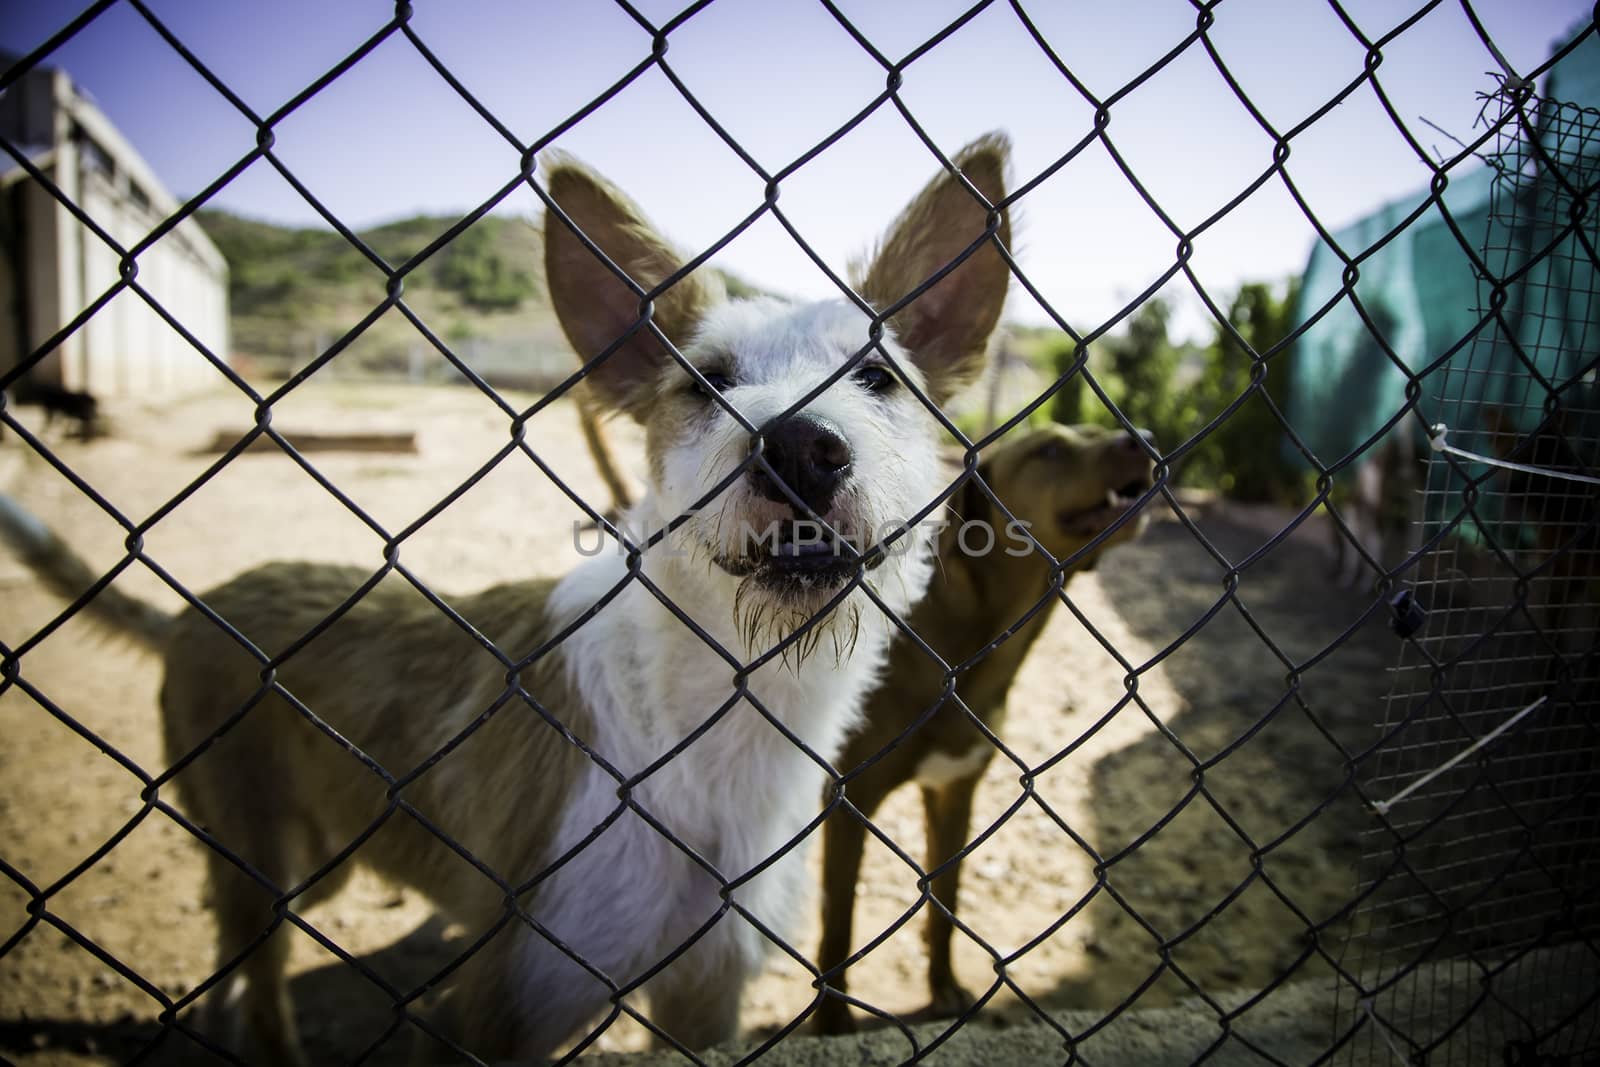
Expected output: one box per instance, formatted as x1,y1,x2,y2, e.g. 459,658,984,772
1389,588,1427,639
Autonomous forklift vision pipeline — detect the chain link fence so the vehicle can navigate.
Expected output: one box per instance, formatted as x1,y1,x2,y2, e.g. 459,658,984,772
1,2,1596,1065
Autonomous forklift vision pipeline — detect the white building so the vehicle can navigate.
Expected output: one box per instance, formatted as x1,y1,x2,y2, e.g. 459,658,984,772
0,62,228,397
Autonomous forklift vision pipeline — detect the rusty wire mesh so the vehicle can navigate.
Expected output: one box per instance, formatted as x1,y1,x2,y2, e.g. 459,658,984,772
0,2,1597,1065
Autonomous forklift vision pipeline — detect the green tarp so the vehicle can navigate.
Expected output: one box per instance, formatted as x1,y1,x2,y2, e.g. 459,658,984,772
1285,26,1599,470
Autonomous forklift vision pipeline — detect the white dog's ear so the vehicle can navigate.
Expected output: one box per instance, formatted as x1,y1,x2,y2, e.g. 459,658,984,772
859,134,1013,406
543,157,724,419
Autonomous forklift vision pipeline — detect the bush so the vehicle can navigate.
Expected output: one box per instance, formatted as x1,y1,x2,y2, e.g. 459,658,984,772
1049,297,1194,453
1047,282,1305,500
1192,280,1305,500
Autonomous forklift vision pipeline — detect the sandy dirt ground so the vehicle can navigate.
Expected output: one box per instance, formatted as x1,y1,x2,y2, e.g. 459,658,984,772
0,384,1397,1064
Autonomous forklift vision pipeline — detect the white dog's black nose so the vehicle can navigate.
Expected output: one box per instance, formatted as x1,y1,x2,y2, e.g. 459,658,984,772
750,415,852,515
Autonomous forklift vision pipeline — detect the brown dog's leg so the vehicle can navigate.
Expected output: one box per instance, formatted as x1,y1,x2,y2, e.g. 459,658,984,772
921,776,981,1018
206,855,309,1067
189,767,352,1065
815,774,893,1034
816,812,867,1034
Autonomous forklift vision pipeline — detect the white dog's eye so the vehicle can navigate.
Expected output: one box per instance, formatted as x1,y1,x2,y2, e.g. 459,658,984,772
854,365,896,394
693,370,735,397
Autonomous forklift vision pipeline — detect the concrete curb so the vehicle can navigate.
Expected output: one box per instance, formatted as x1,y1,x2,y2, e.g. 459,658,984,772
566,945,1596,1066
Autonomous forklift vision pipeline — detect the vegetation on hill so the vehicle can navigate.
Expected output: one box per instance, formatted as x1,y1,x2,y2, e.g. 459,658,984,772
197,210,543,317
195,209,554,381
197,208,769,387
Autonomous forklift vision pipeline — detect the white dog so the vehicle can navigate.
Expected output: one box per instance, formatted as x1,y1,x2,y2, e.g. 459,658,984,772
0,134,1012,1062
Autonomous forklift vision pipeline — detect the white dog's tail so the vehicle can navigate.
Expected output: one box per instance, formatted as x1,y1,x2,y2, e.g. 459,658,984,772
0,494,170,651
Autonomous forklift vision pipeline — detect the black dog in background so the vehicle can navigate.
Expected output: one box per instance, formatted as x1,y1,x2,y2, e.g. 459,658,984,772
2,382,100,442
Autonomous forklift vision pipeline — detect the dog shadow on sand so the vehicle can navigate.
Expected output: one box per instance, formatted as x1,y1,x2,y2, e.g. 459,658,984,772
982,507,1394,1027
1,918,455,1065
821,505,1399,1040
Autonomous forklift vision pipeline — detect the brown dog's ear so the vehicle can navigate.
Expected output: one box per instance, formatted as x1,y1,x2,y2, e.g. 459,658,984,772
543,157,724,419
859,134,1013,407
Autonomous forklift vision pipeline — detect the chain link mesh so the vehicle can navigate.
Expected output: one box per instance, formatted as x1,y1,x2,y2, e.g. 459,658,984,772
0,2,1596,1064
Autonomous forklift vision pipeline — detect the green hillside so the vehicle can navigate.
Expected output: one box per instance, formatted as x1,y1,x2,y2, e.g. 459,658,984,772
196,209,559,382
196,209,772,387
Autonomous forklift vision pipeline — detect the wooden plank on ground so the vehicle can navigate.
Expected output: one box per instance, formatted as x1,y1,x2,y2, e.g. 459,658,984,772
200,430,418,454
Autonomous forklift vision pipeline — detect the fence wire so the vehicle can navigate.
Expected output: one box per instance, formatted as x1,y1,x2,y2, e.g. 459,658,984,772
1348,84,1600,1066
0,2,1596,1066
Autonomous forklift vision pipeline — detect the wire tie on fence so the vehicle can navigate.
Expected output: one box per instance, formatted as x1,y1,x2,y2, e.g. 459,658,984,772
1369,695,1549,817
1359,995,1413,1064
1427,422,1600,486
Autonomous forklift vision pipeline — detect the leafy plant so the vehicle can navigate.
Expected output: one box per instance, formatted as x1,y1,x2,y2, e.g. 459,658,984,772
1046,282,1305,500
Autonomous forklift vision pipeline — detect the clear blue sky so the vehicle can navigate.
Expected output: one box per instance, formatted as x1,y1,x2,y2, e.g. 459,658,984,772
3,1,1594,340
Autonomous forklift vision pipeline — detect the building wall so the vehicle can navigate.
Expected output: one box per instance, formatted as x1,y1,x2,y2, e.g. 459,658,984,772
0,65,229,399
73,158,228,396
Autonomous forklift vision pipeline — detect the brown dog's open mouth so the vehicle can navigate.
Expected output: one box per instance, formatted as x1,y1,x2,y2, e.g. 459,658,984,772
1056,479,1151,538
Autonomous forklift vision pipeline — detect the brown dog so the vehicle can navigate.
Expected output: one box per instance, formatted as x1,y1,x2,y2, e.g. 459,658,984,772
815,422,1155,1033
